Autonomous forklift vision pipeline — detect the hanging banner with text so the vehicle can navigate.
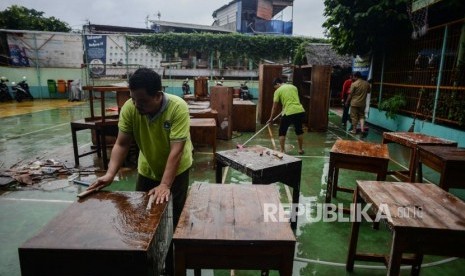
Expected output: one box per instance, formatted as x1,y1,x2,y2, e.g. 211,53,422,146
352,55,371,80
85,35,107,76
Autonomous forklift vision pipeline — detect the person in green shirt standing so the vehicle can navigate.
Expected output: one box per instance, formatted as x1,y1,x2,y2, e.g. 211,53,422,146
268,78,306,154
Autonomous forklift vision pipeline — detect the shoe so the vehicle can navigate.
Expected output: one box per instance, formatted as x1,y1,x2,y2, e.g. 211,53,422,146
349,130,357,134
298,150,305,155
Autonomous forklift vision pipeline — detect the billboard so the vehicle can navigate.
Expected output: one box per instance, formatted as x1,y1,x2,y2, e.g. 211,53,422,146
85,35,107,76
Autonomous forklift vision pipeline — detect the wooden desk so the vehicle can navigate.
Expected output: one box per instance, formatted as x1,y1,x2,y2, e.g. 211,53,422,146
382,132,457,182
326,140,390,203
215,145,301,230
347,181,465,275
82,85,130,121
417,145,465,191
19,191,172,276
190,118,217,157
173,183,296,275
232,99,256,132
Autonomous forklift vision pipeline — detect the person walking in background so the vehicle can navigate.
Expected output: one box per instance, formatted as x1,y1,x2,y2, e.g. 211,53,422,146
345,71,370,136
268,78,306,154
341,73,353,128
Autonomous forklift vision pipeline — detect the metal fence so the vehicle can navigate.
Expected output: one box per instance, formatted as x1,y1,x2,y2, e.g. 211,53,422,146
371,19,465,128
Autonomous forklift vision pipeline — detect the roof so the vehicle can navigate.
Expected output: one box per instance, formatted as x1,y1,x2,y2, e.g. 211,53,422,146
85,24,155,34
212,0,239,18
212,0,294,18
305,43,352,67
151,20,233,33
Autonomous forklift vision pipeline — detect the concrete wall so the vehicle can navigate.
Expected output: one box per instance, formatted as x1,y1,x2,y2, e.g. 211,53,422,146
1,66,260,99
368,107,465,147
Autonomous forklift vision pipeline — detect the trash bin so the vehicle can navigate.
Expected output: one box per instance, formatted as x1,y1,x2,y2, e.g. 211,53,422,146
67,80,73,94
47,79,57,98
57,80,66,93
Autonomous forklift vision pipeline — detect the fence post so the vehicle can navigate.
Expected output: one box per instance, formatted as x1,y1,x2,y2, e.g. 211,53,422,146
378,52,386,105
433,25,448,123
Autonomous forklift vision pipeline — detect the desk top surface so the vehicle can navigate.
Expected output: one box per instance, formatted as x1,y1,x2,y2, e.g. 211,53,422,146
216,145,301,171
20,191,168,251
330,139,389,159
418,145,465,161
383,132,457,147
233,99,256,106
82,86,130,92
357,181,465,231
190,118,217,126
174,183,295,242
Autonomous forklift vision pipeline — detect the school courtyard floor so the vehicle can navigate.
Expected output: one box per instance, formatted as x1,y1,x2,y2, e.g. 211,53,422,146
1,99,464,275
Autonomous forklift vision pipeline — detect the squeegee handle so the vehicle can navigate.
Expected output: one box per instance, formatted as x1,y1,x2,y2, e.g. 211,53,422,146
242,113,282,147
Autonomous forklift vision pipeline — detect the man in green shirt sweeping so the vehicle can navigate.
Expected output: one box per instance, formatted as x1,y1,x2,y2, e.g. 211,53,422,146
268,78,306,154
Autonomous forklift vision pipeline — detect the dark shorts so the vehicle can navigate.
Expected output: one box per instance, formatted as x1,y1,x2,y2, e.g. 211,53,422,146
136,168,190,227
279,112,305,136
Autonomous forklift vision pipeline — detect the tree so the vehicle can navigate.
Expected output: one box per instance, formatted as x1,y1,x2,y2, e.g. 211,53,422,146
322,0,411,56
0,5,71,32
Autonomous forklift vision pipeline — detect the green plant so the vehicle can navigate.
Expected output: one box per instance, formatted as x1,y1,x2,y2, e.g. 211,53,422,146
379,93,407,120
128,33,323,64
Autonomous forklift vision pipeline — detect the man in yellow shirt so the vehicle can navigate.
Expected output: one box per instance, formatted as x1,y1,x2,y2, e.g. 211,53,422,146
268,78,306,154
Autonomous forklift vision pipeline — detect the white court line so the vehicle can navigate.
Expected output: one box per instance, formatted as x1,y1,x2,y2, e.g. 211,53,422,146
294,256,459,270
4,122,70,140
0,197,74,204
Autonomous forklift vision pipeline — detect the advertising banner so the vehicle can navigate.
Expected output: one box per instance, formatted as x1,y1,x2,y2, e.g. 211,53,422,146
352,55,371,80
85,35,107,76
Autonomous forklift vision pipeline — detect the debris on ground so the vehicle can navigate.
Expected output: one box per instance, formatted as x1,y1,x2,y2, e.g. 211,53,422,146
1,159,72,186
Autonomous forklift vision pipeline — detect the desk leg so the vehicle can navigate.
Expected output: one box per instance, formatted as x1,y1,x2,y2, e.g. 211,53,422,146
290,179,300,231
215,161,224,183
346,187,361,272
326,159,335,203
71,126,79,167
408,148,417,182
100,129,108,170
279,249,295,276
174,247,186,276
387,231,403,276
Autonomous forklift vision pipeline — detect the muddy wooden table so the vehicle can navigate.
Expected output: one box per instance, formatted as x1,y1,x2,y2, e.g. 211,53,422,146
215,145,302,230
417,145,465,191
326,139,390,203
19,191,172,276
347,181,465,276
382,132,457,182
173,183,296,275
